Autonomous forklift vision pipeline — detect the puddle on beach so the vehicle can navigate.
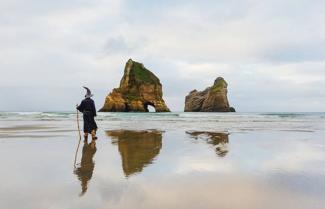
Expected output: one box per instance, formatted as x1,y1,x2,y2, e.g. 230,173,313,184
0,126,325,209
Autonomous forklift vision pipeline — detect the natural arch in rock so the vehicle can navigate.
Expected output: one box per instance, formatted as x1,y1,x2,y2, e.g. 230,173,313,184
144,102,156,112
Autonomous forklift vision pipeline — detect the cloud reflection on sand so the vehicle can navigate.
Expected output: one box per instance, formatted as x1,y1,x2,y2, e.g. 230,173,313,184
91,174,325,209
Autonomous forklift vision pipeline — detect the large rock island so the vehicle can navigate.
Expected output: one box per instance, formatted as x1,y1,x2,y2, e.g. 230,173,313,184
99,59,170,112
184,77,235,112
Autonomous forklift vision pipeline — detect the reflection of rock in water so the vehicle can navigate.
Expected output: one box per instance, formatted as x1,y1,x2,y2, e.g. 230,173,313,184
187,131,229,157
106,130,162,177
74,141,97,196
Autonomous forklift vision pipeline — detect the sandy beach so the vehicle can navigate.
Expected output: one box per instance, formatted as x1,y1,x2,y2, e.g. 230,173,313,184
0,112,324,209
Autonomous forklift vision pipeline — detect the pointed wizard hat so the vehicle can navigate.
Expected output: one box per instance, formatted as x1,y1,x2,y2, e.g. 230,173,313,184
83,86,93,98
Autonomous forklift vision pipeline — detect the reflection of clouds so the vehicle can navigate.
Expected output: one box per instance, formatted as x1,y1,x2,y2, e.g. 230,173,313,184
92,174,325,209
175,158,234,174
262,140,325,173
3,174,325,209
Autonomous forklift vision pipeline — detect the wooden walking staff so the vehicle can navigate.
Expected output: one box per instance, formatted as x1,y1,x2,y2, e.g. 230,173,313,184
74,105,82,168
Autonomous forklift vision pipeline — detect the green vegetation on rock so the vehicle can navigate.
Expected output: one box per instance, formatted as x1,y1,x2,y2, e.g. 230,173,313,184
131,62,159,85
124,92,141,101
211,78,226,93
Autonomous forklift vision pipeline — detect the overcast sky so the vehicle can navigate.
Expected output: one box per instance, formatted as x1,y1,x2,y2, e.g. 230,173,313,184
0,0,324,112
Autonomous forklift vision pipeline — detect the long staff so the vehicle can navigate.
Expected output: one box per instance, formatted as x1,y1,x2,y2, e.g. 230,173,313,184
74,107,82,168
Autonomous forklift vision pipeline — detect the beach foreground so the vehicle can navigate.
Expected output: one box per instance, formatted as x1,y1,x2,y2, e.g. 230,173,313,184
0,112,324,209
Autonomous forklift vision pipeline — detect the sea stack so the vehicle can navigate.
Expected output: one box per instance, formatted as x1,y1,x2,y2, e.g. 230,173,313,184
99,59,170,112
184,77,235,112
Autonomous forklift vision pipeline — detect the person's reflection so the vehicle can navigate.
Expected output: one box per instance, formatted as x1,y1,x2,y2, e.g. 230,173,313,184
74,139,97,196
187,131,229,157
106,130,162,177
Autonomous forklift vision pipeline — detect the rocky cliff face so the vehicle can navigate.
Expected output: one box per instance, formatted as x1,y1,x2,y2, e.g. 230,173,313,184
100,59,170,112
184,77,235,112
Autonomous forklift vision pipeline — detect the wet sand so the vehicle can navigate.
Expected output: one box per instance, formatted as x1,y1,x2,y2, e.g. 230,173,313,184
0,117,325,209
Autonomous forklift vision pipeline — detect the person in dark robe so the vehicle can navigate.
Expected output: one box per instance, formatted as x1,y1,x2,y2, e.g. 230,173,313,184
77,86,98,141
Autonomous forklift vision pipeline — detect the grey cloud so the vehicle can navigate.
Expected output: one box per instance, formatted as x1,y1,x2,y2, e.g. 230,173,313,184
261,42,325,63
103,36,148,55
104,37,131,54
0,0,95,15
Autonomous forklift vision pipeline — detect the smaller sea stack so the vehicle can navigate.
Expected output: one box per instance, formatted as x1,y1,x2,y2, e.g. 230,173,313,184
184,77,235,112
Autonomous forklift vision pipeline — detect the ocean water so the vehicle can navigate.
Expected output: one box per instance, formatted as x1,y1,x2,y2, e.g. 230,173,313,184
0,112,325,209
1,111,324,132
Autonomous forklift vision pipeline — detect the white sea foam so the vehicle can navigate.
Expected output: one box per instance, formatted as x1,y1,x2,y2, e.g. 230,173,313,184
0,111,324,133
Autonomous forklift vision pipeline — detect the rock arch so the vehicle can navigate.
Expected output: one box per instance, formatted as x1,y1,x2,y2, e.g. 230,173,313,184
143,102,156,112
100,59,170,112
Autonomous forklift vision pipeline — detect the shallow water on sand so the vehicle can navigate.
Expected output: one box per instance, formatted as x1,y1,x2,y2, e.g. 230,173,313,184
0,112,325,209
